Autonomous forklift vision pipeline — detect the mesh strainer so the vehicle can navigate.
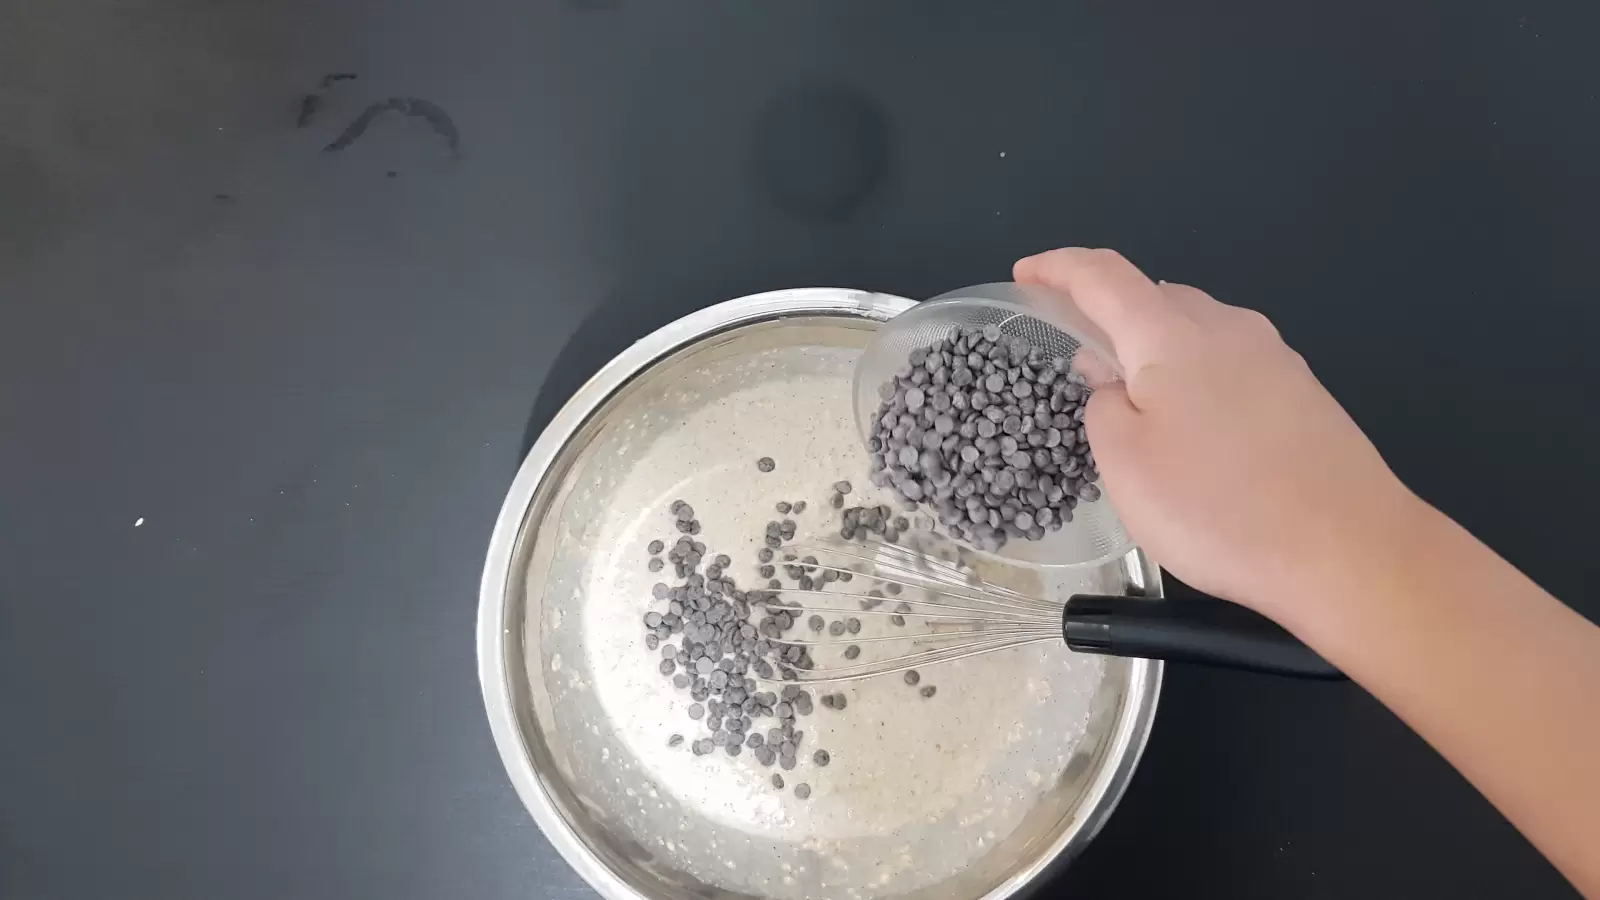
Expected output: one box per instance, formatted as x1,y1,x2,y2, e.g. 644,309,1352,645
851,282,1134,568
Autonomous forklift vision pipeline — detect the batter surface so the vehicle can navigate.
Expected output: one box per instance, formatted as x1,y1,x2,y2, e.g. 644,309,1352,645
529,338,1115,898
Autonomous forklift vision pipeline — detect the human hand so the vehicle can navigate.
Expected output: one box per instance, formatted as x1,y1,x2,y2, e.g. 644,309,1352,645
1015,248,1421,625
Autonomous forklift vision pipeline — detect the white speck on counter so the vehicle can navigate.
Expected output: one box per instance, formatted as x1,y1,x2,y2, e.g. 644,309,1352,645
133,517,144,527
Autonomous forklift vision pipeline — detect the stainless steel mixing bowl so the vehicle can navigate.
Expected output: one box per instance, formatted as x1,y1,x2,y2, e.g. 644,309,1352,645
478,288,1163,900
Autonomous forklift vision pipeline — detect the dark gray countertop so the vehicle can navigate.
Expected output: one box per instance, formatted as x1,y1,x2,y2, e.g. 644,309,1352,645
2,1,1595,898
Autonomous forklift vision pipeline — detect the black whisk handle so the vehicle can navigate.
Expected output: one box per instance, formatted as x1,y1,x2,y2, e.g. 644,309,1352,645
1062,595,1346,681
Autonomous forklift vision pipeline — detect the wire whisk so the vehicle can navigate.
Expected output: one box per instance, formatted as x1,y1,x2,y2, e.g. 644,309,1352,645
763,537,1344,683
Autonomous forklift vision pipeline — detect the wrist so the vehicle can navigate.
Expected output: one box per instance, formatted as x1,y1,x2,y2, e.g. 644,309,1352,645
1268,485,1443,654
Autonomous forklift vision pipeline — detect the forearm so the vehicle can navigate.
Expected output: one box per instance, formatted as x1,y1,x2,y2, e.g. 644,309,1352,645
1013,247,1594,888
1292,499,1600,897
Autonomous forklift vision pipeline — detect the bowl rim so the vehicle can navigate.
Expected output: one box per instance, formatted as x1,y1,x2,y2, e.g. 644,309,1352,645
477,287,1163,900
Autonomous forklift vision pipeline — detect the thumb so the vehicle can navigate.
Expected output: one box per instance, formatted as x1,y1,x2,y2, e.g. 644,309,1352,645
1083,380,1142,459
1014,247,1170,375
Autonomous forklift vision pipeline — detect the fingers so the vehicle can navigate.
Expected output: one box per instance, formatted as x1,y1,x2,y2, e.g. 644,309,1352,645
1014,248,1171,373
